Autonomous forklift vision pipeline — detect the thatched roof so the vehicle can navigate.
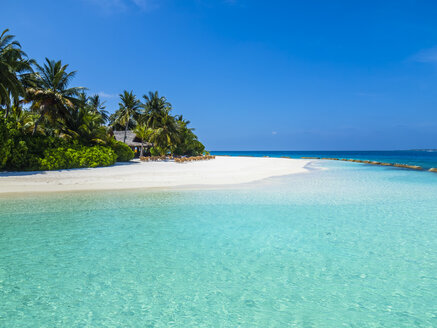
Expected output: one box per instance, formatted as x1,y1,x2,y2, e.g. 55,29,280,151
113,130,152,147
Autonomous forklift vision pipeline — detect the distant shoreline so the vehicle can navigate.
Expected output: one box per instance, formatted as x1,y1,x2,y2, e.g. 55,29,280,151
211,150,437,171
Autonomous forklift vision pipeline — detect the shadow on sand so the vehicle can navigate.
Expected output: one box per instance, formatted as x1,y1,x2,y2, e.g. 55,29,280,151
0,161,141,177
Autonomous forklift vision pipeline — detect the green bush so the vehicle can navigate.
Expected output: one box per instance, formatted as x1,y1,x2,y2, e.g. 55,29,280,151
0,114,73,171
0,113,135,171
109,140,134,162
39,146,117,170
0,114,14,170
9,140,29,170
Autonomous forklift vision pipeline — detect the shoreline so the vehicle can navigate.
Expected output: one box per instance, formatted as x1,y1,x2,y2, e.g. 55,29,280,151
0,156,312,195
302,157,433,171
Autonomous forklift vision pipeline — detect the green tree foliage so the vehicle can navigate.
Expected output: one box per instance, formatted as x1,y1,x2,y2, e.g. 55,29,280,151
141,114,180,155
0,113,13,168
25,58,84,134
133,123,148,156
136,92,205,156
141,91,171,128
114,90,142,143
0,28,207,171
173,116,205,156
0,112,117,171
88,94,109,123
60,95,108,145
0,29,33,115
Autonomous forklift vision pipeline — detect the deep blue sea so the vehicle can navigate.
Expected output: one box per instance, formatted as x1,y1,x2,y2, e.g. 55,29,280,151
212,150,437,170
1,157,436,327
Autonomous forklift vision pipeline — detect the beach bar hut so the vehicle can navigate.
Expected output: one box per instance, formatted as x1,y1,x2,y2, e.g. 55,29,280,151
113,130,152,157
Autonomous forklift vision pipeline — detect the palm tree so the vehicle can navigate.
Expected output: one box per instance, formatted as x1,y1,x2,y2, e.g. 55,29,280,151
141,91,171,128
61,104,108,144
175,115,193,131
133,123,149,156
145,113,180,155
8,105,39,134
115,90,141,142
76,111,108,144
142,126,164,155
25,58,84,135
0,29,33,115
173,115,205,156
88,94,109,123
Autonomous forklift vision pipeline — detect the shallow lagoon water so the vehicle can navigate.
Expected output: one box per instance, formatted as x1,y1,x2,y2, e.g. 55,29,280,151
1,161,436,327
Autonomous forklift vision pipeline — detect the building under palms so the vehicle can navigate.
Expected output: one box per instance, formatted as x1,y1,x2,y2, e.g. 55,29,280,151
113,130,151,156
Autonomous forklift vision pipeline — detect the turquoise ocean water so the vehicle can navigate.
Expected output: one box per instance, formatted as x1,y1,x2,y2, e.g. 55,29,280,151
1,159,437,327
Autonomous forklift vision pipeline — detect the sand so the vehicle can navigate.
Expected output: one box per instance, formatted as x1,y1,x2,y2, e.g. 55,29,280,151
0,156,312,194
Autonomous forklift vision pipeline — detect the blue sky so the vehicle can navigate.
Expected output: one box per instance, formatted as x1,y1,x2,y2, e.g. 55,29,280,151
2,0,437,150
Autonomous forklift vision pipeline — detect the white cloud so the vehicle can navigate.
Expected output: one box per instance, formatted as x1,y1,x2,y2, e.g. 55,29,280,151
272,131,277,135
411,47,437,63
132,0,159,10
86,0,126,10
98,91,117,98
132,0,157,10
85,0,158,12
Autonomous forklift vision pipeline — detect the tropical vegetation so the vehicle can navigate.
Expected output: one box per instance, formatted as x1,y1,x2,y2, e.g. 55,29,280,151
0,28,205,171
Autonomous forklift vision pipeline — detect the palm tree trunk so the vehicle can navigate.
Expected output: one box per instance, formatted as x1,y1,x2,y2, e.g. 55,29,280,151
32,116,42,135
124,121,128,143
140,141,144,157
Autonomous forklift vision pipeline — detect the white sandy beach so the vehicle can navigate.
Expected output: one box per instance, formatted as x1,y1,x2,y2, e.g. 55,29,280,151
0,156,311,194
